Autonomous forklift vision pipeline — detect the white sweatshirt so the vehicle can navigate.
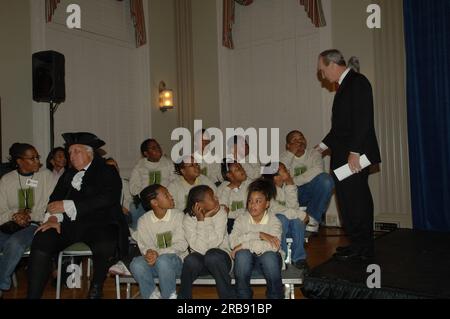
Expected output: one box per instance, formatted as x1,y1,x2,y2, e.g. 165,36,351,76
183,207,230,255
269,184,307,221
0,169,56,225
136,208,189,260
229,211,283,258
217,179,251,219
279,149,324,186
167,175,218,211
129,156,175,195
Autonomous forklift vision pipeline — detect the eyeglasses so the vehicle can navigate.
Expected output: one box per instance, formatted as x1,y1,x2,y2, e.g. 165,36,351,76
21,156,41,162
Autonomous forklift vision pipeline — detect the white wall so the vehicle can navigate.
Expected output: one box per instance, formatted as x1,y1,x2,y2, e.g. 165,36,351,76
31,0,151,177
0,1,33,162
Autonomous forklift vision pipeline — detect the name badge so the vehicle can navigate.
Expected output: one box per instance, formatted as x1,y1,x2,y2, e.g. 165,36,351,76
26,179,39,188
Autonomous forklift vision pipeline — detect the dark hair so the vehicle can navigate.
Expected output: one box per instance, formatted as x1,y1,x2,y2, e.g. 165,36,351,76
286,130,303,144
261,162,281,181
174,162,185,176
140,184,163,211
221,158,237,182
8,143,35,169
140,138,159,157
174,156,197,176
246,178,277,208
184,185,212,216
46,147,67,170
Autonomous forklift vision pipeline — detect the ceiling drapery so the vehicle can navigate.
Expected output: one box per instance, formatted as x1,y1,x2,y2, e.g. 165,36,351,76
223,0,326,49
45,0,147,47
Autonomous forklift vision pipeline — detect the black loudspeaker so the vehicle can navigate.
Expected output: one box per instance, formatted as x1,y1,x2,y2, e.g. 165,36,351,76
32,50,65,103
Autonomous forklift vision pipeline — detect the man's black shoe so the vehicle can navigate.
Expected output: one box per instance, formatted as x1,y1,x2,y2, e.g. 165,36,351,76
333,248,361,261
335,245,353,253
293,260,310,277
359,247,375,261
87,283,103,299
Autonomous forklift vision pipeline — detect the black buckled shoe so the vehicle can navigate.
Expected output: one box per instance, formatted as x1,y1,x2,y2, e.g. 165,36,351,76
335,245,353,253
87,283,103,299
333,248,361,261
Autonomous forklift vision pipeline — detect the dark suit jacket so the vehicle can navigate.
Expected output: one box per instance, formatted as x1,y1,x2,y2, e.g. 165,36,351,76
322,70,381,170
49,156,129,257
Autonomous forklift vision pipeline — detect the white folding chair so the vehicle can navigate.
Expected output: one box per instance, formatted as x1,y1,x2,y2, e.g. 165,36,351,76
56,242,92,299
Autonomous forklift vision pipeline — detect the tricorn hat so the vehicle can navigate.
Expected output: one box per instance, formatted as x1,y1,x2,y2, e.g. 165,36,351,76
62,132,106,150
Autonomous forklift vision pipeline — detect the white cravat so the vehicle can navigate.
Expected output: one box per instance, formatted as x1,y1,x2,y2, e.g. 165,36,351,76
71,169,85,191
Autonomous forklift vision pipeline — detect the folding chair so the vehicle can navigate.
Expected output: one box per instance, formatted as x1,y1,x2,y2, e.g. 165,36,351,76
56,242,92,299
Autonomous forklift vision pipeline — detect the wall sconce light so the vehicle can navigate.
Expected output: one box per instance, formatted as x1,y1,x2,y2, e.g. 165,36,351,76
159,81,174,112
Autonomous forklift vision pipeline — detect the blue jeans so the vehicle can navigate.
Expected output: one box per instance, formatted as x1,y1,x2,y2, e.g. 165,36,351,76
276,214,306,263
0,224,37,290
130,253,182,299
129,203,146,231
179,249,235,299
297,173,334,222
234,250,283,299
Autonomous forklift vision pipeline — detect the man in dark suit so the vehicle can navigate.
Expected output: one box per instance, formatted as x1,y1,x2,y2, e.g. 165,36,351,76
27,132,129,299
317,49,381,260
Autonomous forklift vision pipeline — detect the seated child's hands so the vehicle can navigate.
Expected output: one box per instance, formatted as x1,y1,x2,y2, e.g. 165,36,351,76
260,232,281,250
231,244,243,259
204,203,220,218
221,205,230,214
145,249,159,266
193,203,205,221
279,165,294,185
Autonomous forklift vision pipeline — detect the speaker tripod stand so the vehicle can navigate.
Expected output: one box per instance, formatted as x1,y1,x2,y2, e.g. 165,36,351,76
49,102,60,150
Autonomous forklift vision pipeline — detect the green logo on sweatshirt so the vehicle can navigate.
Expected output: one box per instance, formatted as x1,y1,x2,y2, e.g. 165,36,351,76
148,171,161,185
156,231,173,249
294,166,307,177
231,201,244,211
200,167,208,176
18,188,35,210
277,200,286,207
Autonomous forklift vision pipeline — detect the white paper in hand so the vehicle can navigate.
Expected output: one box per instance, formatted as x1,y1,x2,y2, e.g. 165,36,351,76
333,154,371,181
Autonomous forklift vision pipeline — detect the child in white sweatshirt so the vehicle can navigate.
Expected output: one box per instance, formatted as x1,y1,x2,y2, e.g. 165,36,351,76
262,162,310,275
129,184,188,299
229,179,284,299
179,185,235,299
128,139,175,230
167,155,217,211
217,160,251,233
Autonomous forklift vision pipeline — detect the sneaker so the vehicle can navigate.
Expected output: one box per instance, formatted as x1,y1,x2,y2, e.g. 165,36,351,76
306,216,319,233
305,223,319,233
108,261,131,276
149,288,161,299
169,292,177,299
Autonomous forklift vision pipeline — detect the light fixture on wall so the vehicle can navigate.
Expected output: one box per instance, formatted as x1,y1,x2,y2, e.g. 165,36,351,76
159,81,174,112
